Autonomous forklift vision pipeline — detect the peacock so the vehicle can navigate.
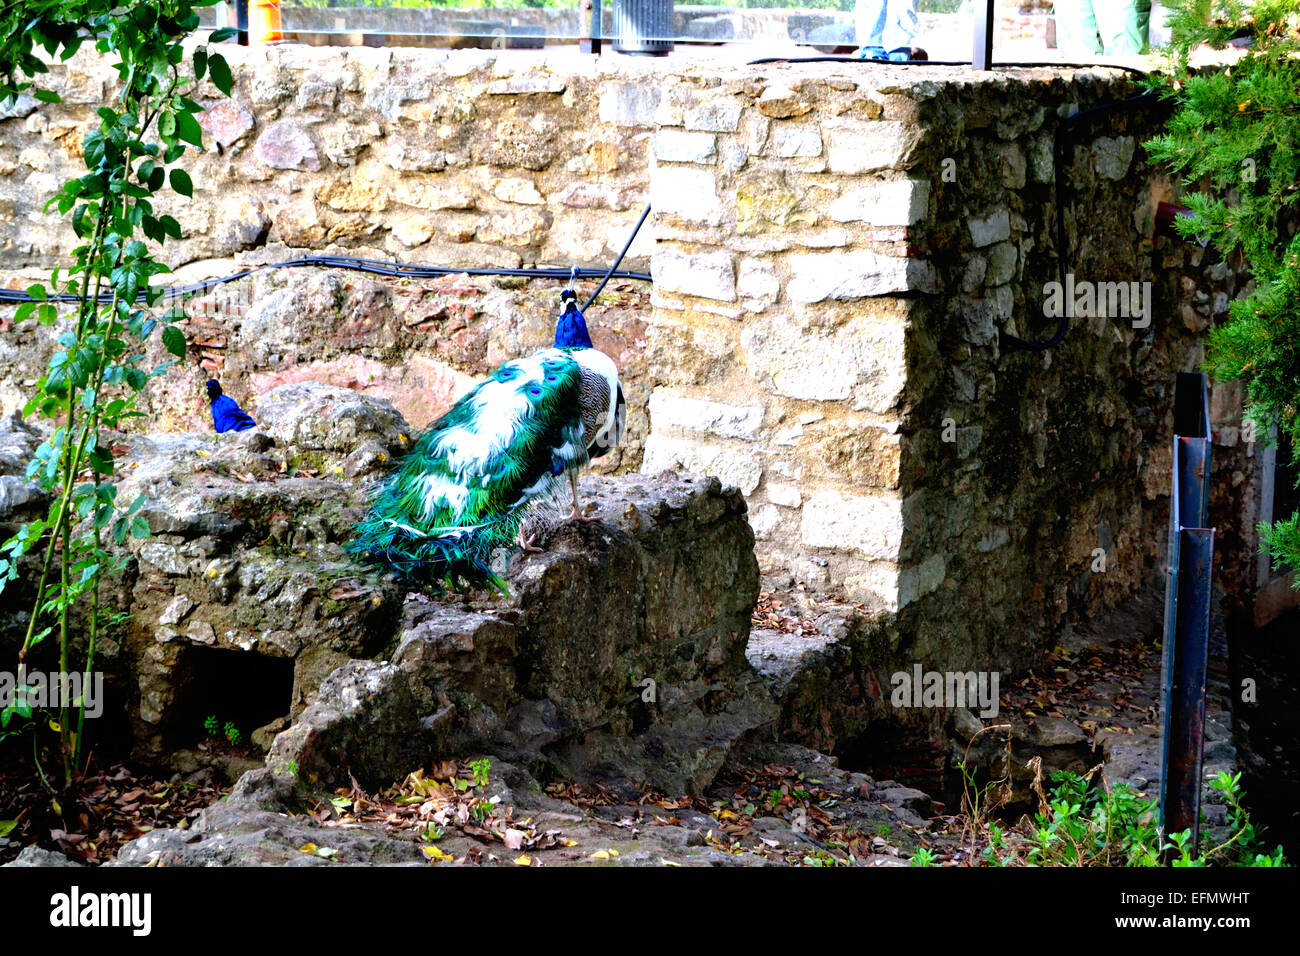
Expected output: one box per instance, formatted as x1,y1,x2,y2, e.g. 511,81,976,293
206,379,257,433
346,287,626,593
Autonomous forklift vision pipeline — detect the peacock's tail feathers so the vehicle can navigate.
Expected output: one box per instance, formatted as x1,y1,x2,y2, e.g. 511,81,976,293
346,349,591,592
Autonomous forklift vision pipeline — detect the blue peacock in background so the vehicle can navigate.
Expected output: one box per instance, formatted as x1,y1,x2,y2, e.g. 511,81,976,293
206,379,257,433
346,287,625,593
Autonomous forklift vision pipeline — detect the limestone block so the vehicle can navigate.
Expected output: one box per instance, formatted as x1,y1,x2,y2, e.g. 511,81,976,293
641,435,762,495
802,490,903,560
652,130,717,165
785,250,935,302
648,390,764,440
827,179,930,226
651,249,736,301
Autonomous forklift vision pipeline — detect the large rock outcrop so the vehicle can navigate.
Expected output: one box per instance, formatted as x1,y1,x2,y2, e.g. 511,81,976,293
0,381,767,799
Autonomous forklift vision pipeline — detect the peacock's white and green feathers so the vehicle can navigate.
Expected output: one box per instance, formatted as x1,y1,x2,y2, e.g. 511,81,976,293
347,297,624,592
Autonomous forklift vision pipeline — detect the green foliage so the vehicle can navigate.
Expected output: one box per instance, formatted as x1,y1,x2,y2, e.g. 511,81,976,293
909,846,936,867
982,770,1286,867
1144,1,1300,576
0,0,229,788
203,714,219,736
223,720,242,746
469,757,491,788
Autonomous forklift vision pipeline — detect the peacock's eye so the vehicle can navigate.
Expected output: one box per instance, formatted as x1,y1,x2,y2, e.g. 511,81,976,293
528,386,542,397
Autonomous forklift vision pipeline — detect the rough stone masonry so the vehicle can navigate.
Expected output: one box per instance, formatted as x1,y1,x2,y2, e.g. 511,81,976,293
0,46,1269,681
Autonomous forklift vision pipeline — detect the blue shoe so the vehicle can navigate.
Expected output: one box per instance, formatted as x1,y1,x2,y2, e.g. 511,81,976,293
854,45,888,60
886,47,912,61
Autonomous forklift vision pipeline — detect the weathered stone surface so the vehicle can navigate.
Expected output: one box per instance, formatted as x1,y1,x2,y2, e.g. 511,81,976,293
650,165,720,225
648,390,763,440
0,94,39,121
769,124,822,159
199,100,255,148
254,121,321,171
254,381,413,468
736,258,779,307
824,120,918,172
3,846,81,867
968,208,1011,247
1092,135,1135,180
651,130,717,165
215,197,270,249
684,99,742,133
491,177,544,205
651,249,735,301
260,471,768,796
785,251,935,302
598,81,660,127
318,177,390,212
739,309,906,411
641,438,763,496
757,85,812,119
828,180,930,226
801,491,903,560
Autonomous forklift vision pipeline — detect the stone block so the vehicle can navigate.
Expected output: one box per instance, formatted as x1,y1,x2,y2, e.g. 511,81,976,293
652,249,736,302
828,179,930,226
649,390,764,440
652,130,717,165
801,490,903,560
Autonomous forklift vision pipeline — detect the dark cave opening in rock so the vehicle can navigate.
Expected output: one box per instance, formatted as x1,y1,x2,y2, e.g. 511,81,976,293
833,723,965,810
169,646,295,753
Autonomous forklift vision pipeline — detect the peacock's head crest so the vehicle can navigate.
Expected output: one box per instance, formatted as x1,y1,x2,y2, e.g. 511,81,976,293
553,289,593,349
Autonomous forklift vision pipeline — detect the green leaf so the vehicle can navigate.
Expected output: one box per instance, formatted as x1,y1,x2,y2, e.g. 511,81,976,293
158,112,177,139
176,110,203,149
169,168,193,198
131,516,150,539
210,27,239,43
162,325,186,358
193,48,208,82
33,89,60,104
208,53,233,96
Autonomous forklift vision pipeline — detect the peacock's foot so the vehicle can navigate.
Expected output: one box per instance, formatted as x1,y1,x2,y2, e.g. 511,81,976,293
516,531,544,553
567,507,602,524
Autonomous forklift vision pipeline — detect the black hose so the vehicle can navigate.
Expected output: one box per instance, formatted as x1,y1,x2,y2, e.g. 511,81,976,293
0,255,652,306
747,55,1150,79
581,202,652,313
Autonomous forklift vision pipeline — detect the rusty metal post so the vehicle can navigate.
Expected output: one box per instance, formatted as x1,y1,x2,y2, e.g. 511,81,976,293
580,0,602,55
1159,371,1215,855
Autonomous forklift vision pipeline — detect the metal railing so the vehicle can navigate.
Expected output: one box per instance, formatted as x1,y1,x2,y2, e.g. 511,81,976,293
219,0,1006,66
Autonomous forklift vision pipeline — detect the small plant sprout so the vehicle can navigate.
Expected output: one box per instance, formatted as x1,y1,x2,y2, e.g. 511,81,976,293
470,757,491,788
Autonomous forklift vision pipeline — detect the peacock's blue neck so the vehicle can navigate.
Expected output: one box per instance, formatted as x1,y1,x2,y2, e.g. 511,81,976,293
553,302,593,350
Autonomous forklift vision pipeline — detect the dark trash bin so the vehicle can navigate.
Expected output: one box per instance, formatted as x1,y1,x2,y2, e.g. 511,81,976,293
613,0,674,56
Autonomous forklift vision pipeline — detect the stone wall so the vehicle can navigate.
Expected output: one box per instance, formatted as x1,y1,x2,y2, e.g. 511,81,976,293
632,62,1263,671
0,45,1274,677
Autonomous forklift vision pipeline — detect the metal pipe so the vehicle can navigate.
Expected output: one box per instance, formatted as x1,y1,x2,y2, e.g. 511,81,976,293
973,0,995,70
1159,371,1215,856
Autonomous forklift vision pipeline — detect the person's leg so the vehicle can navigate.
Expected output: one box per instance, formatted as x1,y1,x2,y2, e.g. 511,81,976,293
1095,0,1151,54
855,0,889,59
881,0,919,58
1054,0,1104,57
